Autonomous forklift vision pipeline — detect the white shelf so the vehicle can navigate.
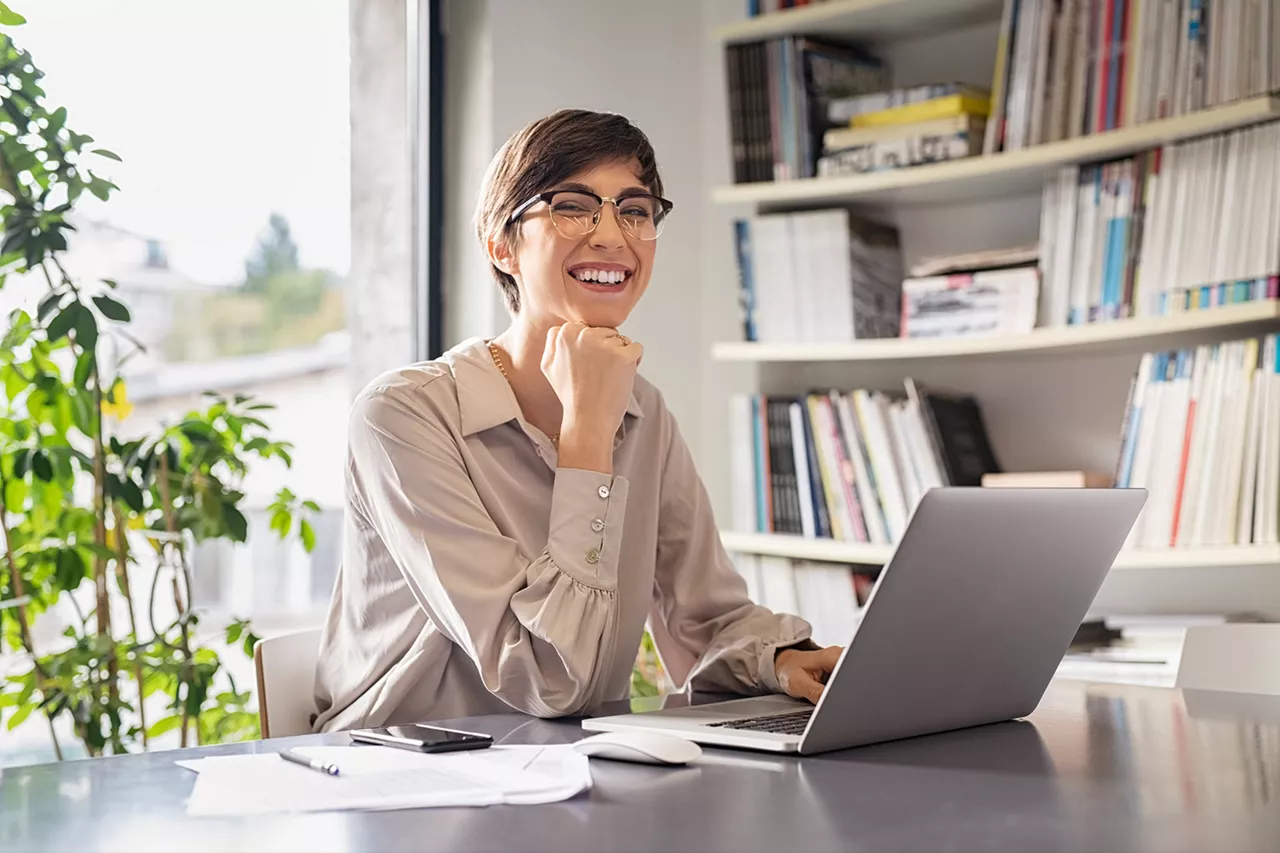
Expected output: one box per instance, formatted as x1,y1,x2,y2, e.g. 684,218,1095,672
721,531,895,564
721,531,1280,571
712,299,1280,363
711,96,1280,208
714,0,1003,44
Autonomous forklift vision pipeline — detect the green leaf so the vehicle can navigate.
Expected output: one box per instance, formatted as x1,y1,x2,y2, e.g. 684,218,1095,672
91,148,122,162
302,500,321,513
91,294,131,323
221,503,249,542
73,351,95,389
12,448,30,479
44,302,80,342
30,450,52,482
6,703,34,731
73,306,98,351
299,519,317,553
36,291,63,324
55,548,86,590
0,3,28,26
118,477,145,513
225,622,244,644
269,509,291,538
146,714,183,738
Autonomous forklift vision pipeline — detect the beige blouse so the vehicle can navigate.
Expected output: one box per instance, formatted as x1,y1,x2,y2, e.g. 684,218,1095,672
312,337,812,732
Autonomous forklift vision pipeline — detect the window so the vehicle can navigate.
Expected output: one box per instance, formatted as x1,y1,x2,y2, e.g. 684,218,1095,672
12,0,350,625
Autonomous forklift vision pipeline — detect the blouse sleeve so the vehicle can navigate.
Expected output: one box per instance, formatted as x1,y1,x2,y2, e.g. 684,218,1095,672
346,384,625,717
647,406,814,696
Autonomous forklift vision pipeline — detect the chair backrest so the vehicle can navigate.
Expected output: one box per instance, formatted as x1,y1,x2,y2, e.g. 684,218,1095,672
1176,624,1280,696
253,627,324,738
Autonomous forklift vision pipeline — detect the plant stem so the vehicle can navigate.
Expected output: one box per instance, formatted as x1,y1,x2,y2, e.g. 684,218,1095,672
157,449,193,748
88,356,122,752
112,504,147,748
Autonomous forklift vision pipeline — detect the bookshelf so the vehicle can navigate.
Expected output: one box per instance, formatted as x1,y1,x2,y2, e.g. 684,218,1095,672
713,300,1280,363
714,0,1003,44
712,96,1280,208
720,531,1280,572
709,0,1280,633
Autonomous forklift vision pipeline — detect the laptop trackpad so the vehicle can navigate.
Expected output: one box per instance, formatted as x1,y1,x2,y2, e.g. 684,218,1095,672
651,695,810,723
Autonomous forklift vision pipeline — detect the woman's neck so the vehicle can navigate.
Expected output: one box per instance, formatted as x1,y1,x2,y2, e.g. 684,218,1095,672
491,319,564,440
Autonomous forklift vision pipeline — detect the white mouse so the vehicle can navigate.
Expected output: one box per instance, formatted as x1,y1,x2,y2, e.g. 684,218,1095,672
572,730,702,765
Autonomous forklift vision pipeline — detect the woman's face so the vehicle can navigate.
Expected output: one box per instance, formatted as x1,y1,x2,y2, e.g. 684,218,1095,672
498,158,659,330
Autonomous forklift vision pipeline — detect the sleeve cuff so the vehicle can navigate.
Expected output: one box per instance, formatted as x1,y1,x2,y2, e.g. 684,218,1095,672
547,468,630,590
756,625,816,695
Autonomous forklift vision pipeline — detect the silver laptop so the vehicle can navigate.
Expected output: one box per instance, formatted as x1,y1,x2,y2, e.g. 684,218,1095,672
583,487,1147,755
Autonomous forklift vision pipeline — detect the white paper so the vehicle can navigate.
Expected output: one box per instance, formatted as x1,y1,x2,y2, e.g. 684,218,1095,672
179,745,591,816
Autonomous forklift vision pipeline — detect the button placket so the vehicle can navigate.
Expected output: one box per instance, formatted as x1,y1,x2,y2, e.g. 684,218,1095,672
591,518,605,532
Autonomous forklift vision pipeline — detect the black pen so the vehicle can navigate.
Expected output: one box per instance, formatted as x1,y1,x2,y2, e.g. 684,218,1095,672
278,748,340,776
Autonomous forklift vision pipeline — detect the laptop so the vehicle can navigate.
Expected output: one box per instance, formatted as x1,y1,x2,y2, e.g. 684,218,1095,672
583,487,1147,755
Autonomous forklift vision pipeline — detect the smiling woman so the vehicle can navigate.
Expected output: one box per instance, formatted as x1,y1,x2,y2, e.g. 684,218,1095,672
311,109,842,733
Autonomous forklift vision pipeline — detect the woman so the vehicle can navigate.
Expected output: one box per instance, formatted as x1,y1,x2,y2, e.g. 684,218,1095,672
313,108,840,732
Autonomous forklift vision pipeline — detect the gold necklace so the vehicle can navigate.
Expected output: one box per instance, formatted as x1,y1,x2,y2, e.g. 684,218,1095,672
487,340,559,446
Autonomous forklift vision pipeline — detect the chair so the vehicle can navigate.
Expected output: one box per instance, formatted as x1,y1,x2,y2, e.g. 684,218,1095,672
1175,624,1280,696
253,627,324,738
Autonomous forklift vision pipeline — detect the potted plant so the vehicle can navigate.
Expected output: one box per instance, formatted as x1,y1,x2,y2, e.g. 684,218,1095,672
0,30,318,758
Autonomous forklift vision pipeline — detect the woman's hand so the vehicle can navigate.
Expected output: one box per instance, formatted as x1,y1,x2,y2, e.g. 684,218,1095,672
542,322,642,473
775,646,842,704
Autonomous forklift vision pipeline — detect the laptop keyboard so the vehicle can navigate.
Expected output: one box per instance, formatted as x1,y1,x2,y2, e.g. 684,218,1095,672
706,709,813,736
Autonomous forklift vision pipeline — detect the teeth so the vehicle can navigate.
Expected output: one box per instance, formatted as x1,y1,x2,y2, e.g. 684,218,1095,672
573,269,627,284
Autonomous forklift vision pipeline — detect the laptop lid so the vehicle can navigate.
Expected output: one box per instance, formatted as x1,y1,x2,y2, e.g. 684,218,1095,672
799,487,1146,754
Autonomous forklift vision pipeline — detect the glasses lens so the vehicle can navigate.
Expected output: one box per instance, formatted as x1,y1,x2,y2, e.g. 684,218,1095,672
615,195,666,240
548,192,601,236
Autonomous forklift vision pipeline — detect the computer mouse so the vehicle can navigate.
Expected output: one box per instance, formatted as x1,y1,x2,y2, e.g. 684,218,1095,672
572,730,702,765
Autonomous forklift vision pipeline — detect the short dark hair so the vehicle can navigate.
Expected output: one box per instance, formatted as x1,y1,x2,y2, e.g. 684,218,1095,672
474,109,665,314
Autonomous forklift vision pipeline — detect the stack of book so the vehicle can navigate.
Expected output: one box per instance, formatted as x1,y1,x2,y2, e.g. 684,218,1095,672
725,36,886,183
987,0,1280,154
727,383,1001,545
1116,333,1280,551
899,245,1041,340
818,83,990,176
731,554,873,647
733,209,903,342
1057,613,1262,687
1038,120,1280,327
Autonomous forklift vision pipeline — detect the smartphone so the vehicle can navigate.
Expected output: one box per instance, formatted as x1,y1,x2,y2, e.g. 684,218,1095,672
349,723,494,753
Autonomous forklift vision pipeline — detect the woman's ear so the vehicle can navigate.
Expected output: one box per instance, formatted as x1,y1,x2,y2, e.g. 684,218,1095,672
487,233,519,277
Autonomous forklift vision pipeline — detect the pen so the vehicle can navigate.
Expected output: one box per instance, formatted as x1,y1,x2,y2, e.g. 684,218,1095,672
278,748,340,776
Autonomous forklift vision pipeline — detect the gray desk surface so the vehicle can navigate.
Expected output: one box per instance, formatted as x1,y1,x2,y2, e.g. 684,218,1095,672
3,679,1280,852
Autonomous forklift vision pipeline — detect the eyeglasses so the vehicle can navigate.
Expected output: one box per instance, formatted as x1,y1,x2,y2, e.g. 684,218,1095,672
509,189,673,241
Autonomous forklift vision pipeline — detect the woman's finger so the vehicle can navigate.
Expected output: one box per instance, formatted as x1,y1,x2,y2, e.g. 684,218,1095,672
784,667,825,705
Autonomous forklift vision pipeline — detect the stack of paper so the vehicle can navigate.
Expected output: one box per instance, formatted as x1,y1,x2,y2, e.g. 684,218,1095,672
178,745,591,816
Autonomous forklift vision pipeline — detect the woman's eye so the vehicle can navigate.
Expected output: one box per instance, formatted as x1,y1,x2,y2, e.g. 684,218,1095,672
620,206,651,218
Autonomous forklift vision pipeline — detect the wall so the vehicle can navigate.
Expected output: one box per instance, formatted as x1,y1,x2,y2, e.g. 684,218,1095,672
350,0,416,391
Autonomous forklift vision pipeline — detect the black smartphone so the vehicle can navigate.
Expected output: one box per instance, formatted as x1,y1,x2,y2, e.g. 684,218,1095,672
348,723,494,753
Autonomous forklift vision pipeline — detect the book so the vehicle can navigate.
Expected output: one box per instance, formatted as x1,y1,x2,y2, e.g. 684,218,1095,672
988,0,1278,151
734,383,999,542
724,36,886,183
1039,121,1280,325
899,266,1040,340
848,92,993,129
730,209,903,344
828,82,990,124
817,129,983,176
822,113,985,151
1114,333,1280,548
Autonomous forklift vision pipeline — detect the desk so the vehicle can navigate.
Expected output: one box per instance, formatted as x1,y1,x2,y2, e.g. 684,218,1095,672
3,679,1279,852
